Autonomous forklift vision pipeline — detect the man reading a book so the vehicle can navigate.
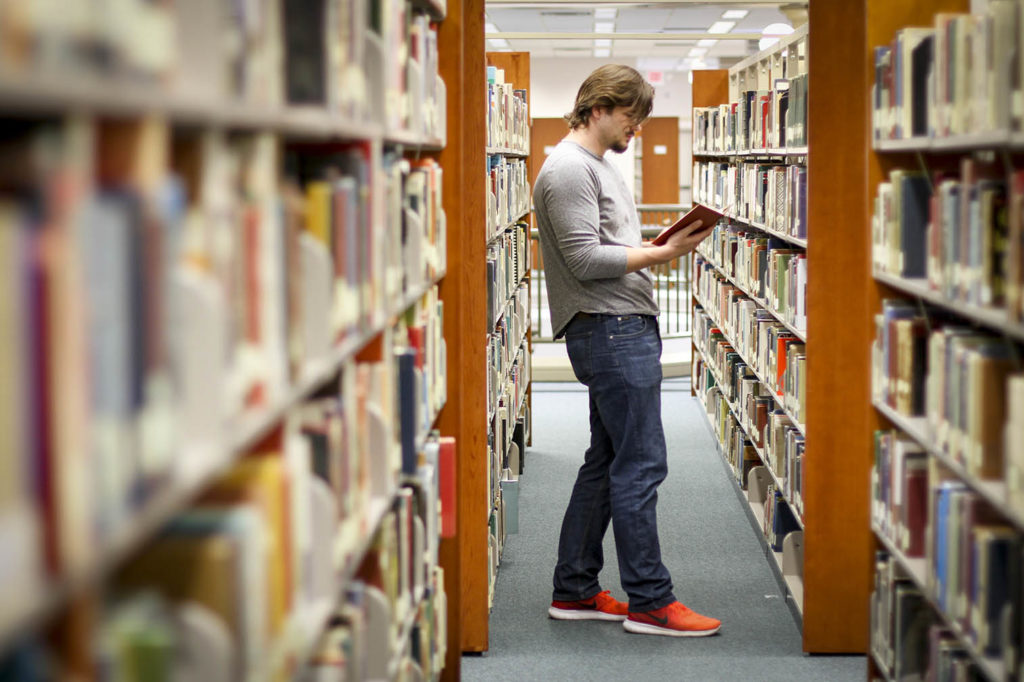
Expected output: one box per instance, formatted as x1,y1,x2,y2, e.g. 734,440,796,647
535,64,720,637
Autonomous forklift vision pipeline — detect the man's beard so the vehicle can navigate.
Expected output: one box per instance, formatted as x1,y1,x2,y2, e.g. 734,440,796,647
609,138,629,153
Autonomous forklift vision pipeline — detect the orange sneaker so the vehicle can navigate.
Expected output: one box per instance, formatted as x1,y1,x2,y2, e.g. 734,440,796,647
548,590,629,621
623,601,721,637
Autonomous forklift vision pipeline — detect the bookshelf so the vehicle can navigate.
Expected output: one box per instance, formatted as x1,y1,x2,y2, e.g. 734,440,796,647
690,11,885,653
477,50,533,647
689,25,811,631
0,1,458,679
864,1,1024,680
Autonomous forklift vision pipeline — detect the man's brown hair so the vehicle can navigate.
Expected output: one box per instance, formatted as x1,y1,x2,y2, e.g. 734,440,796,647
564,64,655,130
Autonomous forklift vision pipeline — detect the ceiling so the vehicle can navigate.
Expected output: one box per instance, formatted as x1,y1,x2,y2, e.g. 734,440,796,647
485,2,806,67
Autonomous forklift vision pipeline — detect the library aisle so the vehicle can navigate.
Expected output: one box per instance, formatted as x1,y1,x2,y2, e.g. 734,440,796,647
463,379,865,681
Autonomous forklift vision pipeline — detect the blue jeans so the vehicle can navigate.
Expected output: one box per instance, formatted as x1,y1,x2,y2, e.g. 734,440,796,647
552,313,676,612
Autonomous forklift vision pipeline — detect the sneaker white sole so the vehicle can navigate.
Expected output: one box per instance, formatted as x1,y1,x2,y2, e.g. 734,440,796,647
622,619,721,637
548,606,627,621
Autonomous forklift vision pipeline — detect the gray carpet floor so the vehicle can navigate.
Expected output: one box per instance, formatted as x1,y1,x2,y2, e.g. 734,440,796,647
461,379,866,682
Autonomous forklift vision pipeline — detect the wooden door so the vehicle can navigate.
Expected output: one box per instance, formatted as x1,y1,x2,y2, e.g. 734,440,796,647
639,116,679,204
529,118,569,188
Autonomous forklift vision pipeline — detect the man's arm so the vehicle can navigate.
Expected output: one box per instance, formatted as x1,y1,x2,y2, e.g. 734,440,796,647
623,219,714,273
541,168,629,281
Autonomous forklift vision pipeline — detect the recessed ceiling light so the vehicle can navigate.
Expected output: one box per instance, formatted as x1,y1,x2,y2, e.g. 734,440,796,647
722,10,749,20
594,8,617,20
759,22,794,49
594,22,615,33
697,39,717,47
594,38,612,47
688,47,708,57
594,48,611,57
708,21,736,34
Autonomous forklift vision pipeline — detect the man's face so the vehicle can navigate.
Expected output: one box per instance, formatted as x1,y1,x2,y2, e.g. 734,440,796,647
597,106,644,153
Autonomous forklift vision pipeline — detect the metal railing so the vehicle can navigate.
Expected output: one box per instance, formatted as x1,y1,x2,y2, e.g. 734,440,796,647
530,204,694,340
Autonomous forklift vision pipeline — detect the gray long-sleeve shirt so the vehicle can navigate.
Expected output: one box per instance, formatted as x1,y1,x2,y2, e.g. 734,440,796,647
534,140,658,339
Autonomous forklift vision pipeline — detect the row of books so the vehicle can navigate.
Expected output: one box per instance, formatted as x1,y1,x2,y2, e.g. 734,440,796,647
871,161,1018,316
698,224,806,325
0,0,447,141
487,283,530,420
488,411,528,609
698,226,807,334
708,383,761,490
761,484,801,554
296,145,447,358
290,0,446,138
693,160,807,242
871,300,1024,497
694,357,804,553
870,553,989,681
491,352,530,491
486,221,530,330
872,1,1022,142
1,402,452,682
309,563,447,681
11,118,442,550
763,414,805,516
486,67,529,153
486,156,530,238
0,123,450,647
489,351,529,518
873,430,930,565
694,321,801,506
695,371,756,479
695,259,807,422
0,1,273,100
873,432,1024,672
872,468,1024,676
692,74,808,155
385,154,448,298
310,481,448,682
694,322,804,516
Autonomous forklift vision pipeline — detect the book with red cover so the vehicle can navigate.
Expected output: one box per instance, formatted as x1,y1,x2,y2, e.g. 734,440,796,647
650,203,723,246
439,436,456,538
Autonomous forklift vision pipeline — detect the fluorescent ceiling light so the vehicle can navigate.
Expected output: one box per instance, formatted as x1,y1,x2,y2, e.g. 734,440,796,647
722,10,749,20
594,8,617,20
594,38,612,47
697,39,717,47
594,22,615,33
594,48,611,57
489,38,510,48
708,21,736,34
688,47,708,57
485,23,497,33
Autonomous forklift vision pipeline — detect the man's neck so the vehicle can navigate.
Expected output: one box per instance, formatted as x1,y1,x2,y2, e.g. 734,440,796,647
565,125,606,158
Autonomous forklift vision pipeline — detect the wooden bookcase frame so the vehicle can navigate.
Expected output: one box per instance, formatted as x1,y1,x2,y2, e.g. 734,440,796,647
688,7,879,652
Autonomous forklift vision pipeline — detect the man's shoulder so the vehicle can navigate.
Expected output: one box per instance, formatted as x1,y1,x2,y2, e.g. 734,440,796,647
538,144,600,183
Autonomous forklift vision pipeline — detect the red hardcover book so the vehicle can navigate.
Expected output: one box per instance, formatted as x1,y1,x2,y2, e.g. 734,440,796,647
903,459,927,557
439,436,456,538
407,326,426,370
650,203,723,247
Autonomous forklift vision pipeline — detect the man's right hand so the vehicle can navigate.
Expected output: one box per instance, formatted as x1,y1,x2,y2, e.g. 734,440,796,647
661,219,714,259
624,219,715,273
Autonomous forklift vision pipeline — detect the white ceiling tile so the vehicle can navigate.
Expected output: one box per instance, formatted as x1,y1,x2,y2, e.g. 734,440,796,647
486,2,795,65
